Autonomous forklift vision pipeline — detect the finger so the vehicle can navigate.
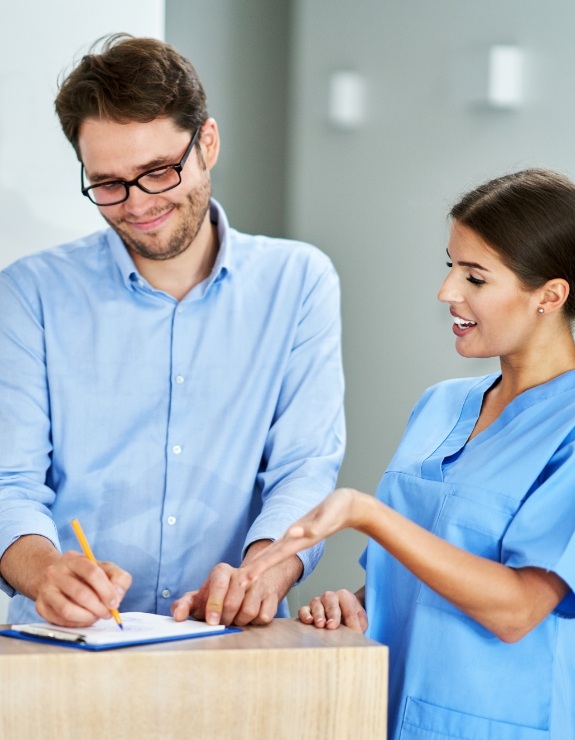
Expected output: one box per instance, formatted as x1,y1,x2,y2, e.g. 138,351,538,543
204,564,235,625
100,561,132,600
308,595,330,628
319,591,344,629
36,571,110,627
170,590,199,621
298,605,315,625
250,591,278,625
337,590,368,633
44,554,119,620
233,588,278,627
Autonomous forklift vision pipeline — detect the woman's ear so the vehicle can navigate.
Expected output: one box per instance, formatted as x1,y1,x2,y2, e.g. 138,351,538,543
538,279,570,315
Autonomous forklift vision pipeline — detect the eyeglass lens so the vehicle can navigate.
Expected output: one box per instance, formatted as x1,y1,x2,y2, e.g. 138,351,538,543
86,167,183,206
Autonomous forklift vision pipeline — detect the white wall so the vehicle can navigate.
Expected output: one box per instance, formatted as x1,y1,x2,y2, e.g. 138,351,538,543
0,0,165,623
0,0,165,269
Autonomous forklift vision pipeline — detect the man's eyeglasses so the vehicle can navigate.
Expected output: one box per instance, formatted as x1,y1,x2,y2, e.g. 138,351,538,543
81,129,199,206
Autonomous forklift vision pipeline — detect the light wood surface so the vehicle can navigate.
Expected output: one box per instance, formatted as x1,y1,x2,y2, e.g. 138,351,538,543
0,618,388,740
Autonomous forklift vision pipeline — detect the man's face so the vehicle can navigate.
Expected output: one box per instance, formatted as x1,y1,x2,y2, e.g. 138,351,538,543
78,116,214,261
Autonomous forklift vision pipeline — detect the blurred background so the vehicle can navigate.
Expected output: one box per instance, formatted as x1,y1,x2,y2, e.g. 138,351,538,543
2,0,574,621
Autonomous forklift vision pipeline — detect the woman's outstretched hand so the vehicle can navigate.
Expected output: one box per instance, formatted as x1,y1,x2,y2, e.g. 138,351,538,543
239,488,364,587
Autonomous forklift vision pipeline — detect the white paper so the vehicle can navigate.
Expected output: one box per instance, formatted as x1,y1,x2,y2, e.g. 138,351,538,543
11,612,226,646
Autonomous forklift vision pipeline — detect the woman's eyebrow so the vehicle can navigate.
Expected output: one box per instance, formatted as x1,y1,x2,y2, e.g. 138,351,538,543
446,248,490,271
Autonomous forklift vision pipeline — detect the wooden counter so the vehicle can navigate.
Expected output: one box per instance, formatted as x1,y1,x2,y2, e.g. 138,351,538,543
0,618,388,740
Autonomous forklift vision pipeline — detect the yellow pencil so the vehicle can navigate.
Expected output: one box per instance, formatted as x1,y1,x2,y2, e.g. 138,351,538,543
70,518,124,630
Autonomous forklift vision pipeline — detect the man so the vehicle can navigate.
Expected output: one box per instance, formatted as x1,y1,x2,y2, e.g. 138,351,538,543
0,34,345,628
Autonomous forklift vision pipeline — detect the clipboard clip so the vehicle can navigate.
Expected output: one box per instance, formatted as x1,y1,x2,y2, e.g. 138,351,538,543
15,625,87,644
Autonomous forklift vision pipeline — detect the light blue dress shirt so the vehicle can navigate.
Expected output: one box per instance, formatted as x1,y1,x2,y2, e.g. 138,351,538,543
0,199,345,623
363,371,575,740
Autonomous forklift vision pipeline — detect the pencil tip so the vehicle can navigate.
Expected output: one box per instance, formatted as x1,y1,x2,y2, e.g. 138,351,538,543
118,623,124,630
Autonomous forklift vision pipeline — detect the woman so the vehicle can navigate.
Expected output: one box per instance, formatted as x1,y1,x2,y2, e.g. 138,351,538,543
241,169,575,739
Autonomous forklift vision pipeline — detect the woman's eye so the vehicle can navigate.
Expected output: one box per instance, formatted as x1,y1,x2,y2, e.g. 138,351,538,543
467,275,485,286
446,261,453,268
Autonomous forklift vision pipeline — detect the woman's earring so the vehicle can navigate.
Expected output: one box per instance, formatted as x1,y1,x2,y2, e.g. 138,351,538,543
537,307,544,314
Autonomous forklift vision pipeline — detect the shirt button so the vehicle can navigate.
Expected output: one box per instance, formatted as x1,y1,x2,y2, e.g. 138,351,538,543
138,279,145,287
161,589,171,599
176,306,184,314
167,516,176,525
172,445,182,455
175,375,184,384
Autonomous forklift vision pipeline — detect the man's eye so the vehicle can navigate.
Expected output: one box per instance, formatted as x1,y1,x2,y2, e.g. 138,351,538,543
144,168,171,181
99,181,124,191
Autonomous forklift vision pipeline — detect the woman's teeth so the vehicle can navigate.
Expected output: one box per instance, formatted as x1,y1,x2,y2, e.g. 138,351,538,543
453,316,477,329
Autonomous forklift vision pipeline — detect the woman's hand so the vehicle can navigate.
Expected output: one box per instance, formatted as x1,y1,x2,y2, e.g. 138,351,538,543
299,587,368,633
239,488,367,587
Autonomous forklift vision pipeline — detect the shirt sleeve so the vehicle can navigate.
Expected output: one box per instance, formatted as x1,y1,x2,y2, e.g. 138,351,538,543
245,255,346,580
0,269,61,596
502,429,575,617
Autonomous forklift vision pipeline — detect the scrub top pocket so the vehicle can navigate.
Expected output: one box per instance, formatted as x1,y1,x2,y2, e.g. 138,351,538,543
399,696,549,740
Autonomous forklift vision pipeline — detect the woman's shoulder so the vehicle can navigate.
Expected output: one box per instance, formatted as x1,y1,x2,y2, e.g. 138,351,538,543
417,373,498,407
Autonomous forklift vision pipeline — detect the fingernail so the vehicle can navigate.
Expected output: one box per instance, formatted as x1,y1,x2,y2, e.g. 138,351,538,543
206,612,219,625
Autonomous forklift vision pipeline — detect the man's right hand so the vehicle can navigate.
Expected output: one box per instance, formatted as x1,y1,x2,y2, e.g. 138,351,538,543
0,534,132,627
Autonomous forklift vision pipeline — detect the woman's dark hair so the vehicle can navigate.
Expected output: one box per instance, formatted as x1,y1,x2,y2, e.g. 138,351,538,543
451,168,575,320
55,33,208,158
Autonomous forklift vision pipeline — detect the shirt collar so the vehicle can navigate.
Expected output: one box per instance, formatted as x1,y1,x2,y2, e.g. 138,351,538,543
107,197,231,292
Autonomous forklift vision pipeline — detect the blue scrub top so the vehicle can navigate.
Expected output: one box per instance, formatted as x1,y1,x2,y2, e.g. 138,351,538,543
363,371,575,739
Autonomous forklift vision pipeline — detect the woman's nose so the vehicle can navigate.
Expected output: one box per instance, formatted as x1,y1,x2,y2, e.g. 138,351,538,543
437,271,462,304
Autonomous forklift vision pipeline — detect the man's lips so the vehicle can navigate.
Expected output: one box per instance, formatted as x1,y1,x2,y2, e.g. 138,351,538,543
125,208,174,232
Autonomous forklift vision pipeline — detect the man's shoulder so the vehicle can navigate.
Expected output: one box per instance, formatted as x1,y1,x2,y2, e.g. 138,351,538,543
2,229,111,281
228,228,336,277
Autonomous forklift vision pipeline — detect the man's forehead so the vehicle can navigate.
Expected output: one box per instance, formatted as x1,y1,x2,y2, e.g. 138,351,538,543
78,116,188,176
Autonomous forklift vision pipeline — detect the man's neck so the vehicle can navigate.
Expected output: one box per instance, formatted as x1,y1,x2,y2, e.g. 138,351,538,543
130,217,219,302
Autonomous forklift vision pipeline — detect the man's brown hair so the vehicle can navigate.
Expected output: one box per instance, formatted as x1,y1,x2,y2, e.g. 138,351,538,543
55,33,208,158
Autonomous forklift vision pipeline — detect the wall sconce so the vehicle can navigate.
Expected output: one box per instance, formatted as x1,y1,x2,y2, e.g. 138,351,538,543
328,71,366,129
487,45,524,109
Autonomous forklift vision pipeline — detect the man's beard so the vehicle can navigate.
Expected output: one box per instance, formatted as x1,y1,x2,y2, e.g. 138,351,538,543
104,176,211,262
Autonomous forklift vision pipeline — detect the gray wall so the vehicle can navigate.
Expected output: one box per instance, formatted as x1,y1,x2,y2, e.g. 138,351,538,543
166,0,291,237
167,0,575,611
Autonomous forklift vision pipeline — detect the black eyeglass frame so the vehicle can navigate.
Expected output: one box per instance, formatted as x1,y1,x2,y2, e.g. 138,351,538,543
80,128,200,206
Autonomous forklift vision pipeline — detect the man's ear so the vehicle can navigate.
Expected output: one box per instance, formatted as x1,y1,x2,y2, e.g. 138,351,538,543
538,278,570,315
198,118,220,171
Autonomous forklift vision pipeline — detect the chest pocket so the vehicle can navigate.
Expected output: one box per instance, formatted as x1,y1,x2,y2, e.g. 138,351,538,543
416,483,517,616
399,696,549,740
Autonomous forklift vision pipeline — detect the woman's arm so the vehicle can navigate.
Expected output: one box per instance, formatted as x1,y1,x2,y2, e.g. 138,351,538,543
241,488,568,642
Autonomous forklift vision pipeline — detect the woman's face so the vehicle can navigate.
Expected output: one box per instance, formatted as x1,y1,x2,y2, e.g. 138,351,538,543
438,221,541,360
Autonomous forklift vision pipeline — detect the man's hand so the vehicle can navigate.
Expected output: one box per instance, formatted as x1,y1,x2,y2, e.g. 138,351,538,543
171,540,303,627
35,550,132,627
0,534,132,627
